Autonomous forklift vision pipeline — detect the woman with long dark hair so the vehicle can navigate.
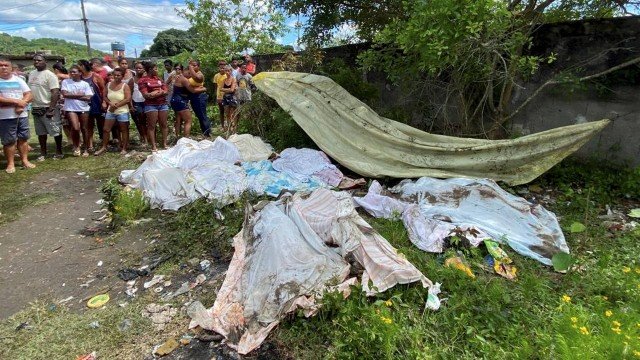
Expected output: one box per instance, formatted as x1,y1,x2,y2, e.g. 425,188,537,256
77,59,105,152
138,61,168,152
131,62,148,146
171,63,207,139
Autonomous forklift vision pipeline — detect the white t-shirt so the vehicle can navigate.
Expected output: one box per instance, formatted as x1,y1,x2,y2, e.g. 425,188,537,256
28,69,59,108
61,79,93,112
0,75,31,119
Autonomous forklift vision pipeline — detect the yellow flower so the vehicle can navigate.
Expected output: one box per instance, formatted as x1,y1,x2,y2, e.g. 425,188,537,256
633,350,640,357
570,317,578,323
623,267,631,273
562,295,571,303
611,327,622,334
602,296,609,301
635,268,640,274
571,324,577,328
380,316,393,325
605,310,613,317
384,300,393,307
579,326,589,335
612,321,621,327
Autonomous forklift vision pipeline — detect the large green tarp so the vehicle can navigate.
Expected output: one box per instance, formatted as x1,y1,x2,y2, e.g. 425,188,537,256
254,71,610,185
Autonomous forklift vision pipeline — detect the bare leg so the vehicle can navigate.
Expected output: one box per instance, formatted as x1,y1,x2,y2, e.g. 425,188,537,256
218,100,225,130
228,106,238,135
174,111,182,138
3,143,16,173
38,135,48,157
182,110,192,138
79,113,91,156
146,111,158,151
119,121,129,154
67,112,81,153
17,139,35,168
158,110,169,149
95,119,116,155
131,110,147,144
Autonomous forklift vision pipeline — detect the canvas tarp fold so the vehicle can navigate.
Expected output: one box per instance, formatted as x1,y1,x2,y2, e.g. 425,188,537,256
253,71,610,185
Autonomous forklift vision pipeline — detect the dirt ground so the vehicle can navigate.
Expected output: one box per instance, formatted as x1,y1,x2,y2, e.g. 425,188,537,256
0,171,149,319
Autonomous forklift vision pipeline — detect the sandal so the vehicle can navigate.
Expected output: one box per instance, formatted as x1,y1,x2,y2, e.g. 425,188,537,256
73,149,81,157
5,167,16,174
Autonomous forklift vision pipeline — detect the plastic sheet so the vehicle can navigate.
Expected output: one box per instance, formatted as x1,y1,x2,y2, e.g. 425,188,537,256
254,71,609,185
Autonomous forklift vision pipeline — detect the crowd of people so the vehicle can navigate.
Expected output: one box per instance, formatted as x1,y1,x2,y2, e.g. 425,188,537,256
0,54,256,173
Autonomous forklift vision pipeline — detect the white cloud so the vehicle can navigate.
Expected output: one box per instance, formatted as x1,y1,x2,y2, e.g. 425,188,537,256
0,0,190,53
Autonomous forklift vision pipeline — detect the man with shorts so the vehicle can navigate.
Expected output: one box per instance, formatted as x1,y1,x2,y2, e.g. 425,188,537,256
0,57,34,173
29,54,62,160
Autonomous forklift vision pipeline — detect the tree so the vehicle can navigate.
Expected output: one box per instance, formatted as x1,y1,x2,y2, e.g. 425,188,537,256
178,0,286,68
278,0,640,137
140,28,195,58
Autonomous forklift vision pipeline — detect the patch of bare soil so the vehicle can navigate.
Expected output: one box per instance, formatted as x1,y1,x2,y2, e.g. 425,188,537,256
0,171,150,319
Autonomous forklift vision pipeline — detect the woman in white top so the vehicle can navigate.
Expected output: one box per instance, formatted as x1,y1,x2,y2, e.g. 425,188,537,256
95,68,131,156
61,65,93,157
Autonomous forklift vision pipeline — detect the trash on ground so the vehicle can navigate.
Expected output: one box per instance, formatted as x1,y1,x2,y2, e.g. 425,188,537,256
58,296,74,304
88,321,100,329
154,338,179,356
192,188,432,354
86,294,110,308
253,71,609,185
162,281,190,301
143,303,177,331
199,260,211,271
444,257,475,279
425,283,442,311
143,274,165,289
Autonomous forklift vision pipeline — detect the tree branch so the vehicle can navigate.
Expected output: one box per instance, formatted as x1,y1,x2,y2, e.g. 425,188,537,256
505,56,640,121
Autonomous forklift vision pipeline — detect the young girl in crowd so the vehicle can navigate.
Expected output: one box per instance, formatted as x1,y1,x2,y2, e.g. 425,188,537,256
60,65,93,157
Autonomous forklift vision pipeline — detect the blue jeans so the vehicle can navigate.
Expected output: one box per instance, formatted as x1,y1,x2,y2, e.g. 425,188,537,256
189,92,211,137
144,104,169,113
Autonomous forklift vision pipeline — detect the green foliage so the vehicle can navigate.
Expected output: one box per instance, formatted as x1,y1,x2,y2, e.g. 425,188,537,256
157,196,249,261
140,28,195,58
100,178,149,225
238,92,316,151
0,33,106,64
178,0,286,73
320,58,379,106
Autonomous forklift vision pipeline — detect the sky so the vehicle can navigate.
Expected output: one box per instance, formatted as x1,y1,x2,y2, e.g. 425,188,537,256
0,0,301,56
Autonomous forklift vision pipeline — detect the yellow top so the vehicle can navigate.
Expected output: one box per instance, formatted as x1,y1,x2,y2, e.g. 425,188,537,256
106,83,129,114
213,73,227,100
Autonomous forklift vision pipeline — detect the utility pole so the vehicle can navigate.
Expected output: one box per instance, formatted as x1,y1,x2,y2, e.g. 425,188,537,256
80,0,91,57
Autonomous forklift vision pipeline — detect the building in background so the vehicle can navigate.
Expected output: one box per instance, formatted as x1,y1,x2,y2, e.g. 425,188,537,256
111,42,125,58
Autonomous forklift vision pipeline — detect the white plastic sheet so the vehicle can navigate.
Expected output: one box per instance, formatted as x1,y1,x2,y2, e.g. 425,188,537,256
272,148,343,186
227,133,274,162
354,178,568,265
196,189,432,354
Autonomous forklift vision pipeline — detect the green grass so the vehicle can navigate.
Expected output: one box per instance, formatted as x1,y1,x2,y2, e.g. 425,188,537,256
0,299,155,360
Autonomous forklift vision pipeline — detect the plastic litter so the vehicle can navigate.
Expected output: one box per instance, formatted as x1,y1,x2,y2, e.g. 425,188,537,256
154,338,179,356
444,257,475,279
88,321,100,329
199,260,211,272
118,319,132,332
425,283,442,311
87,294,110,308
143,275,165,289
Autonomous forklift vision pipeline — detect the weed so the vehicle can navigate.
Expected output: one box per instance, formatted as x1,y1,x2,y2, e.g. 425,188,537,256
113,189,149,223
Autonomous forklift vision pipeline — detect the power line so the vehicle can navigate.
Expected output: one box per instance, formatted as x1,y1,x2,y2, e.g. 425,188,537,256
1,0,51,12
